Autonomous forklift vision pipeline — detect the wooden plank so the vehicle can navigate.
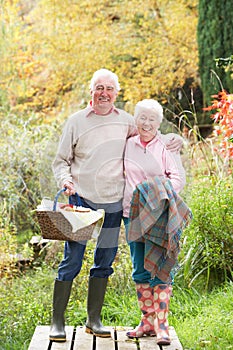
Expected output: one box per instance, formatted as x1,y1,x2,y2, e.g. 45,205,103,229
51,327,74,350
74,326,116,350
95,328,115,350
28,326,74,350
28,326,50,350
164,326,183,350
116,326,183,350
114,327,138,349
73,326,93,350
139,326,183,350
74,326,138,350
139,336,160,350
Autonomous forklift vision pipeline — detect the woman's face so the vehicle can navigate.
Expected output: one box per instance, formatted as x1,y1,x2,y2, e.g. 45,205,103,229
136,112,160,142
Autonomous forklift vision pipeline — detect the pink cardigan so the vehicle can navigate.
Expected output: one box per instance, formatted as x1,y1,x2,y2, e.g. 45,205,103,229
123,134,186,217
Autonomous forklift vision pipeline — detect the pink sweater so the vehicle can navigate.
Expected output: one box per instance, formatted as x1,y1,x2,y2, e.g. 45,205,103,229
123,134,186,217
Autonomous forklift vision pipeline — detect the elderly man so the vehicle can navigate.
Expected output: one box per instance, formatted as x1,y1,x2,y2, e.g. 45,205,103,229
50,68,183,342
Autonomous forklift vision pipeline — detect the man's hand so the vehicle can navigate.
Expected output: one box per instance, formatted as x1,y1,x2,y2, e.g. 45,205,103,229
164,133,184,153
62,181,76,196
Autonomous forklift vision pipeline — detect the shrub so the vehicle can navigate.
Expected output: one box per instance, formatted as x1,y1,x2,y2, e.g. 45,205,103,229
0,201,19,279
178,175,233,290
0,112,58,238
204,90,233,161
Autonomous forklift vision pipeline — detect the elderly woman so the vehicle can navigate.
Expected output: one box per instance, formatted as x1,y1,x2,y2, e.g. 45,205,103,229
123,99,191,345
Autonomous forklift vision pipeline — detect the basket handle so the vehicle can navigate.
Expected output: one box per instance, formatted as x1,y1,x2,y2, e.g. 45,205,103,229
53,188,82,211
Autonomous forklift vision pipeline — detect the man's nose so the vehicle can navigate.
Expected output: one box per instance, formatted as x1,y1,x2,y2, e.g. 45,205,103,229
100,89,109,97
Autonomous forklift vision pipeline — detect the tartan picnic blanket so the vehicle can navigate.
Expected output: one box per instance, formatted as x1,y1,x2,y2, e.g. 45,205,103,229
128,176,193,282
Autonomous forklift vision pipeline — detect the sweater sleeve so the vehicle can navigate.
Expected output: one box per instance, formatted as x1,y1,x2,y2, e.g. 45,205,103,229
126,112,138,138
163,148,186,193
159,132,184,152
52,119,75,188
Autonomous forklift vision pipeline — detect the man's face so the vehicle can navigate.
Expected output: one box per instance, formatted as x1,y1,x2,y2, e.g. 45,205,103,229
91,77,118,114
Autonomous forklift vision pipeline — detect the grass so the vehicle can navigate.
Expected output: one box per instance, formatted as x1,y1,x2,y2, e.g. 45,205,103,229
0,241,232,350
171,284,233,349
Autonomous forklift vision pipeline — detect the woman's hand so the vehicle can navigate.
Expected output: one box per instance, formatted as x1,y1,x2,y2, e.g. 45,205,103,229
62,181,76,196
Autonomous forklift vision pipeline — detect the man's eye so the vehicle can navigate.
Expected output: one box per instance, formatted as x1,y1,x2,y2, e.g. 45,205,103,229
107,87,114,91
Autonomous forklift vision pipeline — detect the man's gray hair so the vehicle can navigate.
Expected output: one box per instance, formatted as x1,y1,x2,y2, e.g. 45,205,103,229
89,68,121,91
134,99,163,123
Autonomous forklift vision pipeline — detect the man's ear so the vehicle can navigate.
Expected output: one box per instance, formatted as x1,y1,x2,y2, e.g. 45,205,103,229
113,91,118,100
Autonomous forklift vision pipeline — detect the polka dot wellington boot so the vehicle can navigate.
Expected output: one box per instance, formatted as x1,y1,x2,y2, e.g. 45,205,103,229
153,284,172,346
126,283,156,338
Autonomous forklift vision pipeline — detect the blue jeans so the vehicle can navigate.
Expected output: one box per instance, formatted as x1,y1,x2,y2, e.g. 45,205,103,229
123,217,165,287
57,196,123,281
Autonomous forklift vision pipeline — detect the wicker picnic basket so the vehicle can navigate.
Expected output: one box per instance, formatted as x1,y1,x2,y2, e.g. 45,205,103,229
36,189,98,242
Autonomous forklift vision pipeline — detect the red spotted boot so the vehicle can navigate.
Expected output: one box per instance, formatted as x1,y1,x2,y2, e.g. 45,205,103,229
127,283,155,338
153,284,172,346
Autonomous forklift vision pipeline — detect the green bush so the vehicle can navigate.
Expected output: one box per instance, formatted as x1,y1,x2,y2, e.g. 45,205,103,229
178,176,233,290
0,200,19,279
0,112,59,238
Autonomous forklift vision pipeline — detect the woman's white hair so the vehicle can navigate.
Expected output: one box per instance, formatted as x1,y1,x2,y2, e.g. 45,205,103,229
89,69,121,91
134,99,163,124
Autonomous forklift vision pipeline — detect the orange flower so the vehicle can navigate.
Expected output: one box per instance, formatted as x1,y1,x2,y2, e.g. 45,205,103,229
205,90,233,159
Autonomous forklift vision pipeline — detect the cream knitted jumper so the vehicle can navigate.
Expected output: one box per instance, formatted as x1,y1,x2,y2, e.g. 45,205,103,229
53,106,136,203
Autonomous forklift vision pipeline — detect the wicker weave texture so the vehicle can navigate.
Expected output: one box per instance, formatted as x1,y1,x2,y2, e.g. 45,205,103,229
36,211,96,241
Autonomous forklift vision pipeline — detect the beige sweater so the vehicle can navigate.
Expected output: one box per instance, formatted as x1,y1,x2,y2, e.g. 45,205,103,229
53,106,136,203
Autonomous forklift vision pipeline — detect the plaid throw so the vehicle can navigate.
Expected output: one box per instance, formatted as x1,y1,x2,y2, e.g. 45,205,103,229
128,176,192,283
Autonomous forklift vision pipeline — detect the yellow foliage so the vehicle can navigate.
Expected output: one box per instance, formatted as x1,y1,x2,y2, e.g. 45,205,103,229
0,0,198,122
0,200,18,279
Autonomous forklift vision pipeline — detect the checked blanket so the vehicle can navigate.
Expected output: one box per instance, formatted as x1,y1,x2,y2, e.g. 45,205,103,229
128,176,192,283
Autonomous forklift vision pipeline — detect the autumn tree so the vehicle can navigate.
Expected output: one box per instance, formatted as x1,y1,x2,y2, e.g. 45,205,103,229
0,0,201,242
1,0,199,123
197,0,233,106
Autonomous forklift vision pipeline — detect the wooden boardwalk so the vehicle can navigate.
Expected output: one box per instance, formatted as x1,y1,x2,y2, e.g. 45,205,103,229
28,326,183,350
